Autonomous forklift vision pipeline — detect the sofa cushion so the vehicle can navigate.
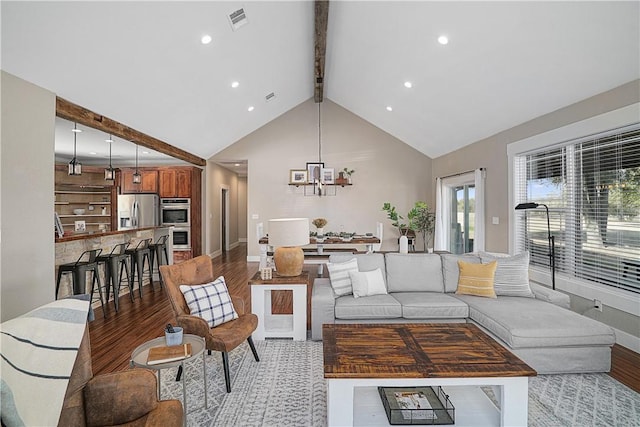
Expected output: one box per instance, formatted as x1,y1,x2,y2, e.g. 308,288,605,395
480,251,534,298
334,294,402,319
441,254,481,293
329,253,387,286
326,258,359,296
456,260,497,298
350,269,388,298
385,253,444,292
455,294,616,348
392,292,469,319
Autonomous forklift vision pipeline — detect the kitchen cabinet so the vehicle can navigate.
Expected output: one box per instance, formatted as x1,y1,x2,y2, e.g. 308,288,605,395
159,168,192,198
121,169,158,194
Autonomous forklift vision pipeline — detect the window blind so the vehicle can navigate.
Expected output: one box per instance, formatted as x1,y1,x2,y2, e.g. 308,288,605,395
514,124,640,294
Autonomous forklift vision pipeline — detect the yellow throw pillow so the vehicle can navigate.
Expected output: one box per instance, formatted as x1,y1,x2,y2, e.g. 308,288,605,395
456,260,497,298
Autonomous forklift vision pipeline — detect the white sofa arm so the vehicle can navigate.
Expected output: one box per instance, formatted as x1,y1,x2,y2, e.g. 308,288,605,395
311,278,336,341
530,282,570,309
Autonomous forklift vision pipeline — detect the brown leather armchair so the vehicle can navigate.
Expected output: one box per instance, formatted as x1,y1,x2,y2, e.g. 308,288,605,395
58,328,182,427
159,255,259,393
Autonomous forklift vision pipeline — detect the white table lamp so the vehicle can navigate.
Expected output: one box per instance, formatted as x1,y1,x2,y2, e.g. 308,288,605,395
268,218,310,276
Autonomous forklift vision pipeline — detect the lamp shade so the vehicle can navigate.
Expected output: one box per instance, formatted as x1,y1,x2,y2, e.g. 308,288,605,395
268,218,310,247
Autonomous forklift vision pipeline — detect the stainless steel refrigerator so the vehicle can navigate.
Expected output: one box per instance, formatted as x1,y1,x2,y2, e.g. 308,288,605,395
117,194,159,230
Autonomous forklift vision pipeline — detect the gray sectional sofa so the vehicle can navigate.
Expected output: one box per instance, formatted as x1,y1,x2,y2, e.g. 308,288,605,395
311,252,616,374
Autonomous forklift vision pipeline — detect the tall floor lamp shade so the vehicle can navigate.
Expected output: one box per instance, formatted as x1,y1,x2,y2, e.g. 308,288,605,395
515,202,556,290
269,218,310,277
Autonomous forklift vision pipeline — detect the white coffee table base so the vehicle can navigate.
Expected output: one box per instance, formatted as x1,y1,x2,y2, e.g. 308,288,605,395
327,376,528,427
251,283,307,341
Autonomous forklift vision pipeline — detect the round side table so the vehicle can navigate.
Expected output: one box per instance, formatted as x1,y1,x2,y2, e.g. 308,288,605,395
131,334,207,418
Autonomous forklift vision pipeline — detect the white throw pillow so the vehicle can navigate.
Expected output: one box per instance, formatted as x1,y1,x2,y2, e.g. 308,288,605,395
479,251,534,298
326,258,359,296
349,268,388,298
180,276,239,327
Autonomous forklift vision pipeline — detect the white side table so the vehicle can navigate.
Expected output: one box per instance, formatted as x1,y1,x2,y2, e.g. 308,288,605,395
249,271,308,341
130,334,206,419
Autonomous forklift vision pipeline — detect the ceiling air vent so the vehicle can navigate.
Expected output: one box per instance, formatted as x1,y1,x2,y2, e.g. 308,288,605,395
265,92,276,102
228,8,248,31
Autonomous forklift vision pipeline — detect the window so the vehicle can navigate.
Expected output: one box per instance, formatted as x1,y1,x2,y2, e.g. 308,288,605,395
514,124,640,294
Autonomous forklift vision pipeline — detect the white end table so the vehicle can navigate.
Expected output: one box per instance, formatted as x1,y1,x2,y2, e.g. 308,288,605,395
130,334,207,419
249,271,308,340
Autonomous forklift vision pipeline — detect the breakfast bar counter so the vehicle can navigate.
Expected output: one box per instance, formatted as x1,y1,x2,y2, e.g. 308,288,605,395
55,226,173,300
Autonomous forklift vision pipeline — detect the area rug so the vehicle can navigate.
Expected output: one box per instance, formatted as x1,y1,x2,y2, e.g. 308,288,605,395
160,340,640,426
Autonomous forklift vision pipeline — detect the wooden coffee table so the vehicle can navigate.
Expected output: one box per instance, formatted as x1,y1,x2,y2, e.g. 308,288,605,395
323,323,536,426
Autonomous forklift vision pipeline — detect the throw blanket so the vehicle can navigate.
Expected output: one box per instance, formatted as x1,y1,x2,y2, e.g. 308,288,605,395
1,298,90,427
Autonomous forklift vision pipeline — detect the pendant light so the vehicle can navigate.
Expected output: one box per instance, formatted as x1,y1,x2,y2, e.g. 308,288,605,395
133,144,141,184
314,102,323,196
104,135,115,180
68,123,82,175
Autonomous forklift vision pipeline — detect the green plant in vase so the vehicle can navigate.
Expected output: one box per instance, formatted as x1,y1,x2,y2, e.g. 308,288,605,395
407,201,435,252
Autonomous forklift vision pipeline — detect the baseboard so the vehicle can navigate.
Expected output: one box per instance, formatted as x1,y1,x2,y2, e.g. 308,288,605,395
239,237,247,243
614,327,640,353
230,241,240,250
247,255,260,262
209,249,222,259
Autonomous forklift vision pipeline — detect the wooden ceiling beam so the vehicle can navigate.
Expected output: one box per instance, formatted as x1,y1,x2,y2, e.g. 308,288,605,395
314,0,329,103
56,97,207,167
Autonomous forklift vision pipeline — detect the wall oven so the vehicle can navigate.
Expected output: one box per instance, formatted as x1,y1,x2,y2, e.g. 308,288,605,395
160,198,190,226
171,227,191,250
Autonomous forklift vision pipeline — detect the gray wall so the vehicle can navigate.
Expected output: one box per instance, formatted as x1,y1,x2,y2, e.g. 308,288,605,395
431,79,640,348
432,80,640,253
1,71,56,321
210,98,433,258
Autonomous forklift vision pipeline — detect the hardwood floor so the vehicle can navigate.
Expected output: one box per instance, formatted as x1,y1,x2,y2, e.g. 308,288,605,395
89,244,640,394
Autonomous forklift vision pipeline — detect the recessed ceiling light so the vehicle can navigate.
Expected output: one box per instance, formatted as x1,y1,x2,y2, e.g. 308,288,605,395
231,81,240,88
105,137,114,143
247,106,254,112
234,163,241,167
89,151,97,155
201,34,212,44
386,106,393,112
71,128,82,133
438,35,449,45
404,81,413,88
142,151,150,154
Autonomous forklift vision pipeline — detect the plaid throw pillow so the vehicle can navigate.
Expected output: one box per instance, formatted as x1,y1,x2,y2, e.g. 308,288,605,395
180,276,238,327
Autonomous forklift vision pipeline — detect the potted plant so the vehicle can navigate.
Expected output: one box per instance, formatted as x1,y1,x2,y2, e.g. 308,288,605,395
407,201,436,252
342,168,355,184
382,202,411,237
312,218,328,237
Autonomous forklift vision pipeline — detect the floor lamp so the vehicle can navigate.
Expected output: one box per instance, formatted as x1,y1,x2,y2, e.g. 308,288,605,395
515,202,556,290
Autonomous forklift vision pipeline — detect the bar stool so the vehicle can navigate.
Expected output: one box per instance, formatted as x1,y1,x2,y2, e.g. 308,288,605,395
149,235,169,289
56,249,105,316
96,242,132,312
126,238,154,298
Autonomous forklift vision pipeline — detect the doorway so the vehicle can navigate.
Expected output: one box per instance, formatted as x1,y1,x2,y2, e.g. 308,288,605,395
221,186,229,252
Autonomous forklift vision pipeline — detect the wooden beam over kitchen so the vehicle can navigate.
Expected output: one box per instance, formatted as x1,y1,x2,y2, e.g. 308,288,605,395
314,0,329,103
56,97,207,167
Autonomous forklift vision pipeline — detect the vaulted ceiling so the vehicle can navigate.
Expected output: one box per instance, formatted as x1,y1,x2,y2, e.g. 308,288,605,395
3,1,639,162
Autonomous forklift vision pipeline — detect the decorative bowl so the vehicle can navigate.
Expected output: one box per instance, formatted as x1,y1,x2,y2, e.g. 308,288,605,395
73,208,86,215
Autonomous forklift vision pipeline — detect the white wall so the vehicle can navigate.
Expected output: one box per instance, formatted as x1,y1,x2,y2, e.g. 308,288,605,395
1,71,56,321
211,98,433,258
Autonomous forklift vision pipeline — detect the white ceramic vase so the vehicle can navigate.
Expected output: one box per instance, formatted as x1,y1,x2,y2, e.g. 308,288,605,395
399,235,409,254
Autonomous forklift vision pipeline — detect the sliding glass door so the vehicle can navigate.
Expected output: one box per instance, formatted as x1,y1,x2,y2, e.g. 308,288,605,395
435,169,485,254
450,184,476,254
